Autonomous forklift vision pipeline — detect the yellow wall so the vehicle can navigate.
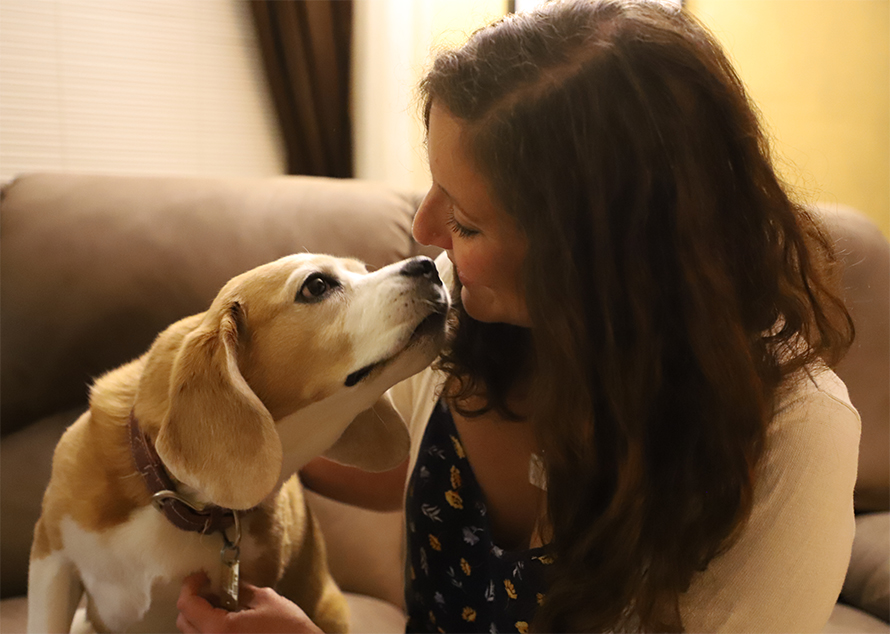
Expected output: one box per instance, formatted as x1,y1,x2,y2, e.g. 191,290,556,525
429,0,508,50
688,0,890,237
409,0,508,192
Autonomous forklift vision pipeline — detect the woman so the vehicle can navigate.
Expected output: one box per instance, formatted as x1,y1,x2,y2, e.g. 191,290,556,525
178,1,859,632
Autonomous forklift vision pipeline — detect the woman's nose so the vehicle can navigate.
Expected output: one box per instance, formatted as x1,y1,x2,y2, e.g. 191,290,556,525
413,190,453,250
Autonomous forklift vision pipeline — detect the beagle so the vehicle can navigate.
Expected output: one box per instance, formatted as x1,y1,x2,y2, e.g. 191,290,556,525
27,254,449,633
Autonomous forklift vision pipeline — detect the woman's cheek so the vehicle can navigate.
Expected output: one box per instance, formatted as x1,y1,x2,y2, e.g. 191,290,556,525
460,285,493,321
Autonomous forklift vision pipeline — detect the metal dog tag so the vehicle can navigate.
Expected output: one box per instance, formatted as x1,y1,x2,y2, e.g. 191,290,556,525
219,544,240,611
219,510,242,611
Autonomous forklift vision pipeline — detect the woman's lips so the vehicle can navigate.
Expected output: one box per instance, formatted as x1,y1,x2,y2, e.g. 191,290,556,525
447,254,465,286
452,262,468,287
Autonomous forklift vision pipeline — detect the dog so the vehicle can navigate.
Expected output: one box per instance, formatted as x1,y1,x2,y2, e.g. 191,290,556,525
27,254,449,633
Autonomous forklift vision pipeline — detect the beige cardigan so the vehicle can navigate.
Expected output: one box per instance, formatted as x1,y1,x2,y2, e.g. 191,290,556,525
389,254,860,633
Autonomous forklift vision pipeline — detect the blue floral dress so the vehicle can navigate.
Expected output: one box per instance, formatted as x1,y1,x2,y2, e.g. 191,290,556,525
405,401,554,634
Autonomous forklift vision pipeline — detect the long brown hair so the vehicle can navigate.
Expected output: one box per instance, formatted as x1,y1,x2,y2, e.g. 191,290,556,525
421,0,853,631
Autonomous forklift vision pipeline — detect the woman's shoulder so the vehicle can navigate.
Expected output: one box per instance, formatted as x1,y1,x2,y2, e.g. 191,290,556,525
433,250,454,285
766,360,860,479
772,362,861,443
765,362,861,489
389,364,445,422
681,363,860,631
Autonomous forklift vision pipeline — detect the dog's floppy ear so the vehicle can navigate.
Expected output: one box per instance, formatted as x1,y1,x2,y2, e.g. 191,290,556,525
323,391,410,472
155,302,282,510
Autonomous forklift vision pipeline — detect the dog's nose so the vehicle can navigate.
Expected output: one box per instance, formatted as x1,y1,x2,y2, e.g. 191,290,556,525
400,256,440,283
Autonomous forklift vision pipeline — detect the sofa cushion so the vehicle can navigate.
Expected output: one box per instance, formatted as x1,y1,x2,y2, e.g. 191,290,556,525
343,592,407,633
814,204,890,512
823,602,890,633
841,512,890,623
305,489,406,611
0,408,80,598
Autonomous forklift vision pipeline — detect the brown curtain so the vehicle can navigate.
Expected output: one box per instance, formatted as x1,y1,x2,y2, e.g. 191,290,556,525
251,1,353,178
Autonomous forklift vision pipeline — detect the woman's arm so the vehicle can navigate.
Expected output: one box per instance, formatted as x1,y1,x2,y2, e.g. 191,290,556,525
299,456,409,512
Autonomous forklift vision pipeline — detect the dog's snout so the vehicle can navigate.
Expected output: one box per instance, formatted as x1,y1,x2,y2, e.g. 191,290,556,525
400,257,440,283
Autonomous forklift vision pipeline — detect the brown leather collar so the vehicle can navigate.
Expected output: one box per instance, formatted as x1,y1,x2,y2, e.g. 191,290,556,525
128,411,236,535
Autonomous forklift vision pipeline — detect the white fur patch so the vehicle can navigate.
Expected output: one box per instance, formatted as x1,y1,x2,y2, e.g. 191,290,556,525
27,551,81,633
57,509,259,633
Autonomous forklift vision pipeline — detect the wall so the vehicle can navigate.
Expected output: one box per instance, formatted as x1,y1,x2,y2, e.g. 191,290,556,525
6,0,883,230
688,0,890,237
0,0,285,182
352,0,507,193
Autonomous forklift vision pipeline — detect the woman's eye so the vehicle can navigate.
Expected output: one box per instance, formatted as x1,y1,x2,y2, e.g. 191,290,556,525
299,274,333,300
446,208,480,238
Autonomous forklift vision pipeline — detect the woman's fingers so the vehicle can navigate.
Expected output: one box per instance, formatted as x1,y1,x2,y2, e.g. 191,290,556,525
177,571,230,633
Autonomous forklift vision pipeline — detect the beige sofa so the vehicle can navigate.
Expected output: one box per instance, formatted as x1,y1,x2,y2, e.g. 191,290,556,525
1,173,887,633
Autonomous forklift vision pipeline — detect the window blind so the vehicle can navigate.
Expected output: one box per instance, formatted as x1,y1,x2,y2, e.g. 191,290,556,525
0,0,285,181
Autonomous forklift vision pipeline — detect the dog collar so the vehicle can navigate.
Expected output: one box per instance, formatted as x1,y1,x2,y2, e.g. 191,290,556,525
128,411,237,535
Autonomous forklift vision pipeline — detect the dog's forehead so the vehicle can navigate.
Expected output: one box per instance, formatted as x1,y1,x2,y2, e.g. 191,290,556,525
221,254,368,302
280,253,368,280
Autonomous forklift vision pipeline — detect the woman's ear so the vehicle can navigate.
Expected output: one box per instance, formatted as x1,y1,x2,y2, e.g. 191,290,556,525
155,302,282,510
323,391,410,472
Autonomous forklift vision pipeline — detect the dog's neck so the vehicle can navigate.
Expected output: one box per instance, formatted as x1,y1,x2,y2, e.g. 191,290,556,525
128,411,239,534
275,384,386,488
274,398,357,487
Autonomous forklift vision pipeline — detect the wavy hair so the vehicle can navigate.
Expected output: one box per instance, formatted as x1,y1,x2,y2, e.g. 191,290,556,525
421,0,853,631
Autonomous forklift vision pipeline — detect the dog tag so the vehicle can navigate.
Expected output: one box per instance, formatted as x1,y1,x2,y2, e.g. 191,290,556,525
219,543,240,611
218,510,242,611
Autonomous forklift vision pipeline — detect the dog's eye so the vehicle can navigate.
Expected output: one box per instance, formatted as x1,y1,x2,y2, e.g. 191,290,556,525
298,273,336,301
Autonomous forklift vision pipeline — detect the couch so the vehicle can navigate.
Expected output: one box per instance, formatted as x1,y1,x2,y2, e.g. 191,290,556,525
1,173,887,633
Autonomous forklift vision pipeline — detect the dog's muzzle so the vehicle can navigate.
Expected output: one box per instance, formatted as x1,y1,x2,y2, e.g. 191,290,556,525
344,257,448,387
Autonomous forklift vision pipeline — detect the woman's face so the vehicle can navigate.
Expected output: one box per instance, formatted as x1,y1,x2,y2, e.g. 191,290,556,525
413,104,530,327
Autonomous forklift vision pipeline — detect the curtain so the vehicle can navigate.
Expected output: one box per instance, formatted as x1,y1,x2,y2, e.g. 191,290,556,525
251,1,354,178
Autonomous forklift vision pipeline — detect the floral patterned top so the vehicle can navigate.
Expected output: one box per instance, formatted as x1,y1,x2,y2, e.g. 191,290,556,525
405,401,554,634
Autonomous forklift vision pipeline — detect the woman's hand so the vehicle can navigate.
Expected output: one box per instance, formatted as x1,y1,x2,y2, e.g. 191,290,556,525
177,572,324,634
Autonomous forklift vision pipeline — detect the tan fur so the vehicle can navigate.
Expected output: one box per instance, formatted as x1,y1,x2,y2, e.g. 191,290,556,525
28,254,448,633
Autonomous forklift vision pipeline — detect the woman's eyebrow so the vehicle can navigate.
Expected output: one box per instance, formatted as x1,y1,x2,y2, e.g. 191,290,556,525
438,184,479,223
438,183,457,205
